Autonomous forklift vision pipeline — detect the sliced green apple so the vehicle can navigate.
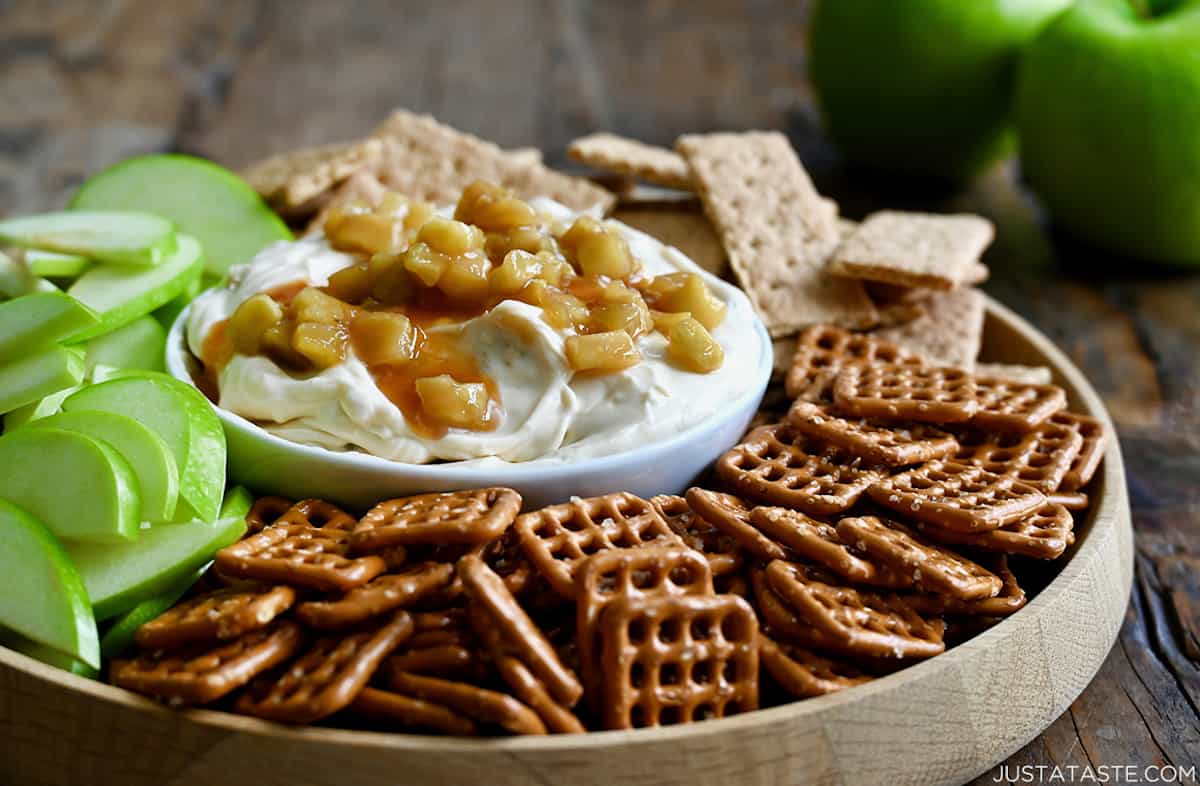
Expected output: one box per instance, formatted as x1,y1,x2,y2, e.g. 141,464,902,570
0,427,141,542
153,272,205,330
0,292,99,363
69,153,292,277
99,563,207,659
81,314,166,374
67,514,246,620
66,234,203,342
0,627,99,678
2,383,80,430
220,485,255,521
27,410,180,524
0,499,99,668
0,250,58,299
0,345,86,415
63,371,225,523
0,210,176,267
25,249,91,278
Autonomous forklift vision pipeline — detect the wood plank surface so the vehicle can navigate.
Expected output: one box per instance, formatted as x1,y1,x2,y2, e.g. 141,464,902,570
2,1,1198,782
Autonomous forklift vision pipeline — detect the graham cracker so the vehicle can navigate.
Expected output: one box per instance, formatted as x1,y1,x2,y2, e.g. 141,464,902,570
612,207,727,278
568,133,693,191
828,210,995,290
975,363,1054,387
372,110,614,212
676,131,877,337
873,287,986,369
243,139,386,210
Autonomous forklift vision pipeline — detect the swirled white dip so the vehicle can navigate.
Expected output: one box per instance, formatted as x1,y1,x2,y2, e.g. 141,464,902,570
188,199,765,465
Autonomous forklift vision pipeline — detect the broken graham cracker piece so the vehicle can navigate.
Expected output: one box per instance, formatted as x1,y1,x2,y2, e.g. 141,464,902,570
827,210,995,291
568,132,694,191
612,206,728,278
873,287,986,370
243,138,386,210
974,363,1054,387
372,109,614,212
677,131,878,336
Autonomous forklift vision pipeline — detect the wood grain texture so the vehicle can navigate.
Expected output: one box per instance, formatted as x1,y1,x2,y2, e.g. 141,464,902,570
1,0,1195,781
0,302,1134,786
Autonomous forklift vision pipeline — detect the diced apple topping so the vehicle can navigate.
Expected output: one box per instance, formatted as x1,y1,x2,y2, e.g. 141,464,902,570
667,316,724,373
565,330,641,373
228,294,283,355
642,272,727,330
414,374,492,430
352,311,421,366
212,180,730,438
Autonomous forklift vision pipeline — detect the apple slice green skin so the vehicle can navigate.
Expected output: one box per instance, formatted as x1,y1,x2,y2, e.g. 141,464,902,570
68,514,246,621
0,427,141,543
25,249,91,278
99,563,207,659
0,210,176,267
0,499,100,669
0,345,86,416
0,627,99,679
0,291,100,364
69,154,292,277
80,314,166,374
67,234,204,342
63,371,226,523
26,410,180,524
153,273,206,331
220,485,256,522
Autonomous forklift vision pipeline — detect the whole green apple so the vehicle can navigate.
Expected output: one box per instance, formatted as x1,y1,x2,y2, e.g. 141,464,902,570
1017,0,1200,268
810,0,1073,181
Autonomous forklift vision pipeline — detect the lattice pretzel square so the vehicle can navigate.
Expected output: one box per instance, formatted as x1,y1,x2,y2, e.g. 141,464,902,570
787,399,958,467
716,423,885,516
759,635,871,698
834,516,1001,601
236,611,413,724
513,493,682,598
111,621,304,706
834,364,979,424
868,460,1046,533
970,377,1067,432
351,488,521,552
953,424,1082,493
575,545,714,702
785,324,923,402
597,593,759,729
1049,411,1106,491
216,522,388,593
764,561,945,659
914,502,1074,560
135,585,297,651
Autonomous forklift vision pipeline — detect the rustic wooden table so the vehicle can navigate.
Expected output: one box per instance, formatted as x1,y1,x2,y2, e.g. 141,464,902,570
2,1,1197,782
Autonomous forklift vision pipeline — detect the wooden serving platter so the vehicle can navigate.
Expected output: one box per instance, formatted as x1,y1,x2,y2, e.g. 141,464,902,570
0,297,1133,786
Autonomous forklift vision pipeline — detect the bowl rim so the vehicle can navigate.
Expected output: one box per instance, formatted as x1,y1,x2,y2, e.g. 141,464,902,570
1,295,1132,758
163,304,774,482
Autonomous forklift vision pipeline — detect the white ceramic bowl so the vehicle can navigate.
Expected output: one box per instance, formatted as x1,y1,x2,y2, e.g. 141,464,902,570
165,306,773,510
